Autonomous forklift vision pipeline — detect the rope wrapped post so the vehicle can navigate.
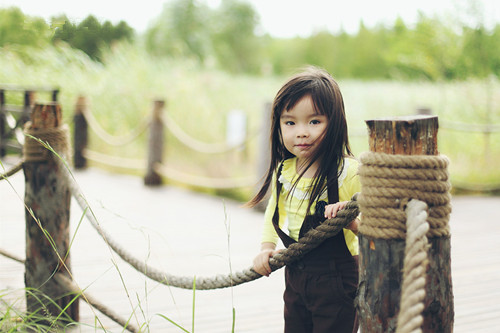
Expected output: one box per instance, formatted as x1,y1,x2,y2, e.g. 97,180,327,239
357,115,453,332
144,100,165,185
73,96,88,169
23,102,79,325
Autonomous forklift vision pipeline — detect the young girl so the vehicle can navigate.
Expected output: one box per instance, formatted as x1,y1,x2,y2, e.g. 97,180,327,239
248,66,361,333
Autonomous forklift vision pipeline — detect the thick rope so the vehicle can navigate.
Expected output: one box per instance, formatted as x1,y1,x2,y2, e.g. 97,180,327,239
83,149,145,170
0,250,138,333
358,152,451,239
0,160,24,180
82,109,150,146
54,274,138,333
396,199,430,333
154,162,256,189
161,114,252,154
66,163,359,289
0,248,24,264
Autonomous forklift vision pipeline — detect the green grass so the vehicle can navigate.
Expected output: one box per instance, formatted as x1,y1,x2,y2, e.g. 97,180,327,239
1,43,499,197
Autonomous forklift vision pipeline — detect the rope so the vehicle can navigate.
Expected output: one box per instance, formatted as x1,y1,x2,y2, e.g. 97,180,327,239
67,163,359,289
358,152,451,239
162,114,252,154
0,250,138,333
154,163,256,189
54,274,139,333
0,160,24,180
82,149,145,170
82,109,150,146
23,124,71,162
0,248,24,264
396,199,430,333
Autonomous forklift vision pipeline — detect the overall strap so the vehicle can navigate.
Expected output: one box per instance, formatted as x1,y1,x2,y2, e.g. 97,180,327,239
271,163,296,248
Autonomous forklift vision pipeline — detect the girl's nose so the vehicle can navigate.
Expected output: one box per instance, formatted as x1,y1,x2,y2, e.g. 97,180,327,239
296,126,309,138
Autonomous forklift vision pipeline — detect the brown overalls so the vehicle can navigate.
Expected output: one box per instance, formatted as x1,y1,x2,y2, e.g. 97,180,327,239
272,166,359,333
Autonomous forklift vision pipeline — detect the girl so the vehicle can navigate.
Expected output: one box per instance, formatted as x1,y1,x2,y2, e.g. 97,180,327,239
248,66,360,333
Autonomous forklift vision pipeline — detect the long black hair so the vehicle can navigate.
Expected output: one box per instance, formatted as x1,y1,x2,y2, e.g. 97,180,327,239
247,66,352,214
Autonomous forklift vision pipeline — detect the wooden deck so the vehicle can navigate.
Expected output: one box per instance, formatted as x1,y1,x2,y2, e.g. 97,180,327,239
1,167,499,332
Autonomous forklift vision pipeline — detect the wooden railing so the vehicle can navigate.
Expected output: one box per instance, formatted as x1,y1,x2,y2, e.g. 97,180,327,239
0,85,59,156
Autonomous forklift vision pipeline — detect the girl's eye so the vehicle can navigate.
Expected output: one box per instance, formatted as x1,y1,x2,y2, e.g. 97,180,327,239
310,119,321,125
285,121,295,126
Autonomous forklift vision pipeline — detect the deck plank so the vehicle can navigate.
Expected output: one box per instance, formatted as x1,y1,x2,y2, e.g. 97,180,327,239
1,168,499,332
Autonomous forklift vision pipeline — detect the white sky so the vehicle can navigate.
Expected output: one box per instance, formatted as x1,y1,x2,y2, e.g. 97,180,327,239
1,0,499,37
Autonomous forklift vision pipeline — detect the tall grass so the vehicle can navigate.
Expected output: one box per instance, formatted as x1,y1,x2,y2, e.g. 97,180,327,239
1,43,499,194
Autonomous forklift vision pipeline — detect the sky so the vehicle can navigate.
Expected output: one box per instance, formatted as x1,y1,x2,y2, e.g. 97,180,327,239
1,0,499,37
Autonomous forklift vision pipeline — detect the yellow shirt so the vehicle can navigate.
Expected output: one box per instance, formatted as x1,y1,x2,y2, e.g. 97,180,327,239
261,157,361,256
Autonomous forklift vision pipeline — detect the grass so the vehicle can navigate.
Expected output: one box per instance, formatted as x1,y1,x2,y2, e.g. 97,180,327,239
2,43,499,195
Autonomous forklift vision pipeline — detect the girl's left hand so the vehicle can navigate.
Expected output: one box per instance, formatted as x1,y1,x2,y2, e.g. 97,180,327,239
324,201,348,219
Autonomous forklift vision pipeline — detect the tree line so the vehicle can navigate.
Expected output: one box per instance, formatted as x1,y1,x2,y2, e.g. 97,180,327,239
1,0,499,80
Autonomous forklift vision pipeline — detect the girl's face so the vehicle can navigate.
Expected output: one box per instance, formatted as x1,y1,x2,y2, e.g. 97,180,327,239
280,95,328,165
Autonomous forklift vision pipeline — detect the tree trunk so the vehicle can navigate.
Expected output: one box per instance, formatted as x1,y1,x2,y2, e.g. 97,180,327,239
357,115,454,332
24,102,79,325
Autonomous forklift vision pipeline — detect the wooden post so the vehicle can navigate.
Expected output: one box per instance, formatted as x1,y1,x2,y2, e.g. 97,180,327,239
357,115,453,332
22,90,35,124
0,89,5,157
254,102,272,211
23,103,79,325
144,100,165,186
73,96,88,169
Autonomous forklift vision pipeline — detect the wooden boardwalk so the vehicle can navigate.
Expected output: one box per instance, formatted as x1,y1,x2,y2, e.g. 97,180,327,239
1,166,499,332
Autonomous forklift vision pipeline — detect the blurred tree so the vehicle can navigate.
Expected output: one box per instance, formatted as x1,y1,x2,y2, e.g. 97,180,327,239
210,0,262,73
52,15,134,61
0,7,51,47
145,0,210,62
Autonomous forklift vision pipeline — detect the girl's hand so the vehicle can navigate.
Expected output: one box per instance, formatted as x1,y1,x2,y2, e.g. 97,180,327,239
347,218,360,235
253,243,280,277
324,201,348,219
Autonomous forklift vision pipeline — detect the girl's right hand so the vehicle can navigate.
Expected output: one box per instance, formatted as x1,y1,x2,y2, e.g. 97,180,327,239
253,246,280,277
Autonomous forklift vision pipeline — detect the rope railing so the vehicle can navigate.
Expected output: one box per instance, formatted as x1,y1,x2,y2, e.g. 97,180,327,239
82,108,151,147
82,149,145,170
66,157,360,289
153,163,256,189
0,160,24,180
0,248,138,333
161,113,256,154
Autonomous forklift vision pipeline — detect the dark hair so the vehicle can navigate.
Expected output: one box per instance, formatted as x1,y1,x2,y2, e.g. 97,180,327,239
247,66,352,213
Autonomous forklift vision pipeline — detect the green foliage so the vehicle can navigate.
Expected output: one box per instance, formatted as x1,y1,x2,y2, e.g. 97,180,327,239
145,0,211,62
210,0,262,73
145,0,262,73
52,15,134,61
264,13,500,81
0,7,51,47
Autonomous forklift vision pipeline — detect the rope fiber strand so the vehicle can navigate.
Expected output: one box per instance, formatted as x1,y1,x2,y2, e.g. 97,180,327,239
358,151,451,239
66,162,359,289
396,199,430,333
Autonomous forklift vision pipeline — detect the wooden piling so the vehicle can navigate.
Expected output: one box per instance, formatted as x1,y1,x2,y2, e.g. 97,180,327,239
0,89,5,157
144,100,165,186
357,115,453,332
73,96,88,169
23,102,79,325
